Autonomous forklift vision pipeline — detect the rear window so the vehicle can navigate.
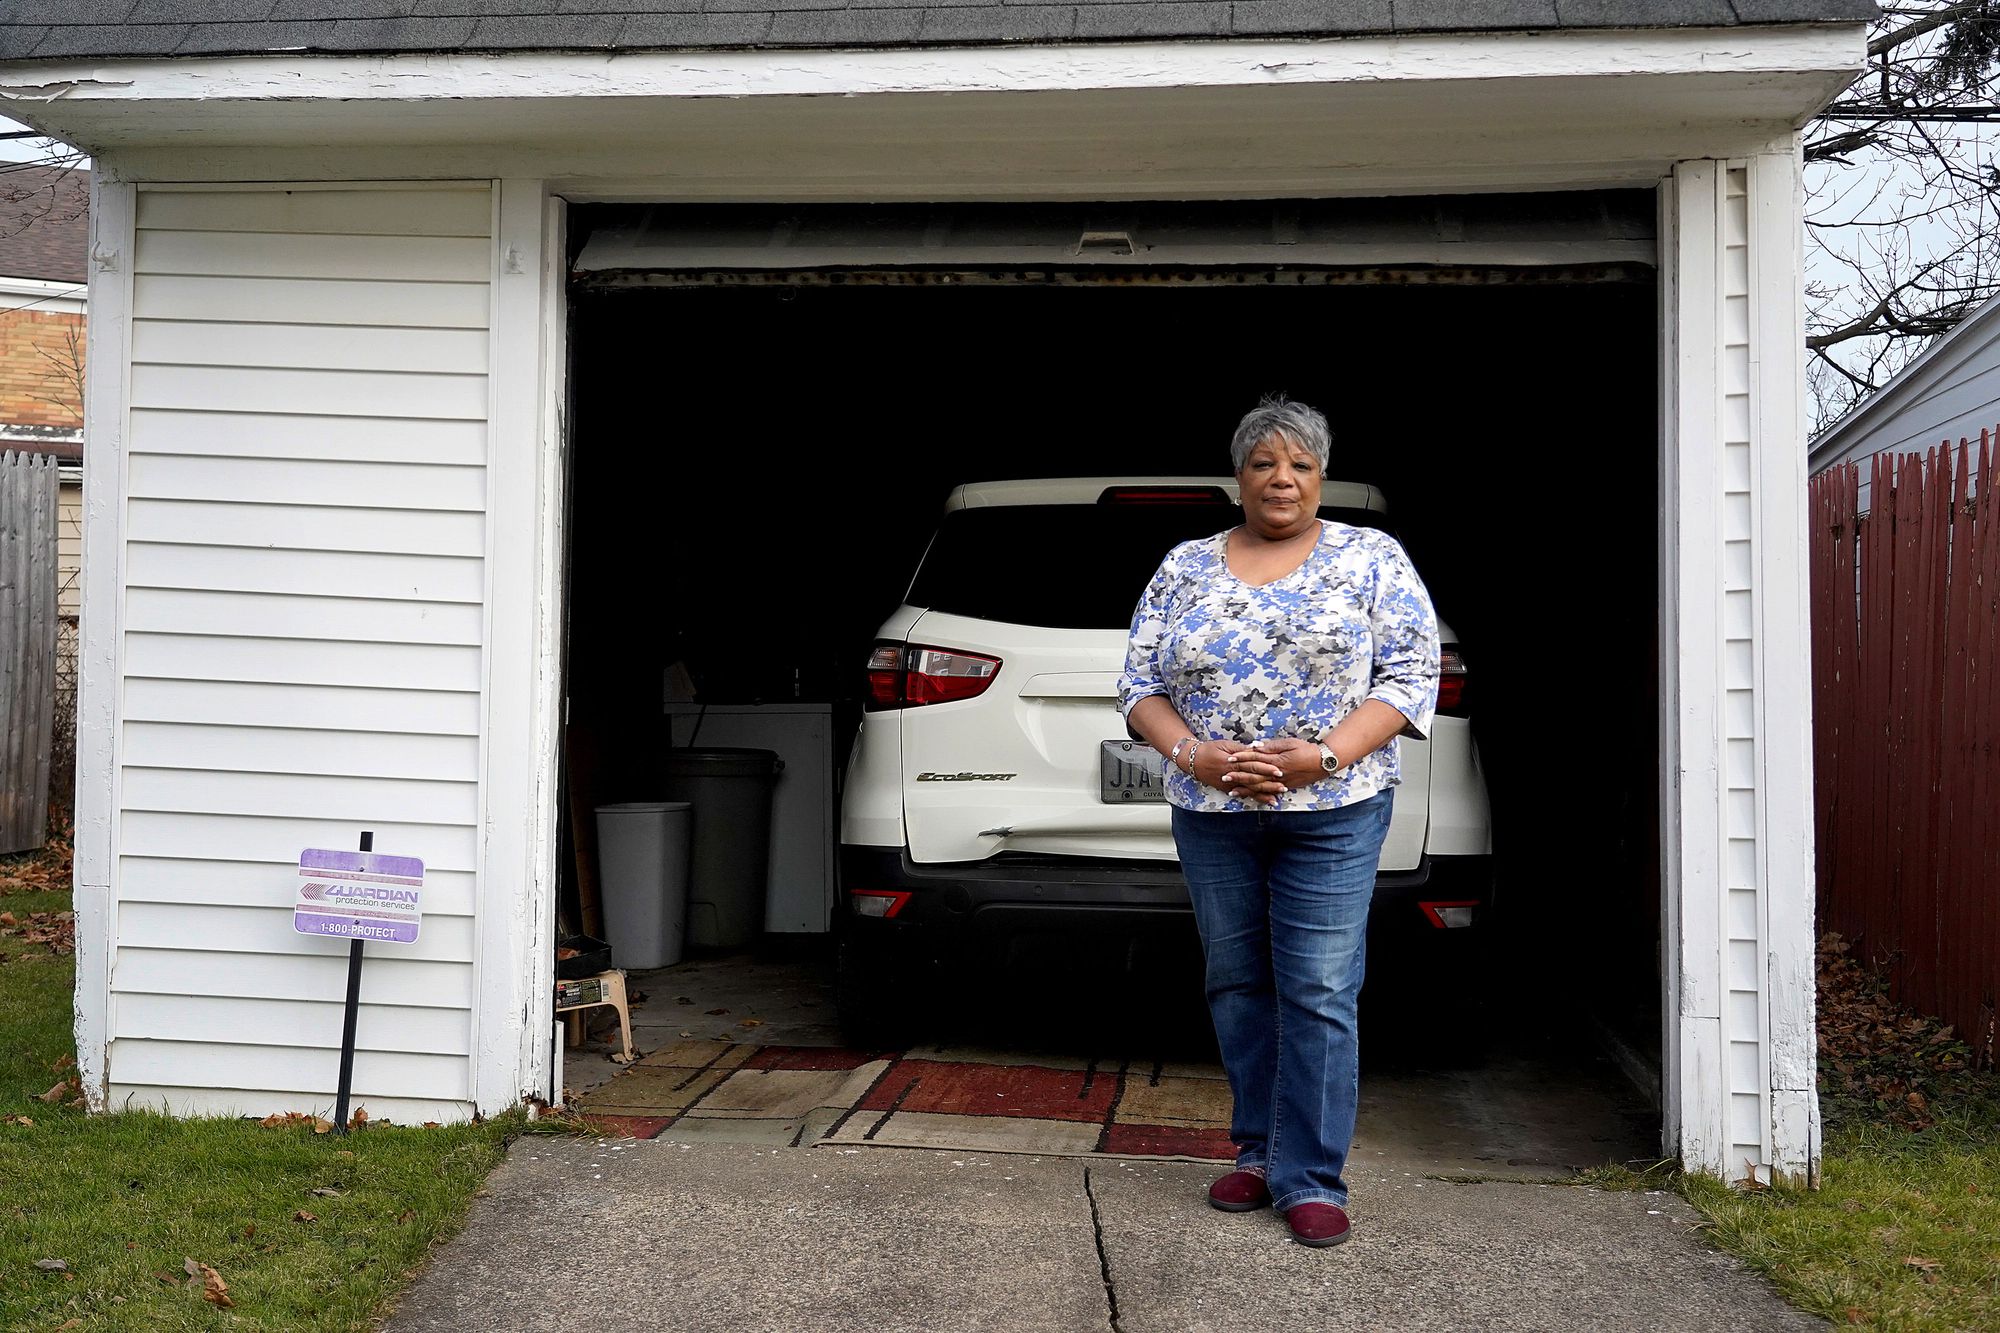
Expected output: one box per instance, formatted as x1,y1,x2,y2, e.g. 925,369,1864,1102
905,502,1393,630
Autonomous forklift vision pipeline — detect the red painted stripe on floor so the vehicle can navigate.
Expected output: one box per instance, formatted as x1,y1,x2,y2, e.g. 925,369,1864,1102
1102,1122,1236,1161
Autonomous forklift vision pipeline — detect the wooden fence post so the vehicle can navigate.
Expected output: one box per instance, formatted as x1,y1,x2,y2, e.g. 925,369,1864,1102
1,449,58,853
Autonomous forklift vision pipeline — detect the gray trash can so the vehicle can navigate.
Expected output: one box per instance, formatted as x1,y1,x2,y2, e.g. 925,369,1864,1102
593,801,693,970
659,747,783,949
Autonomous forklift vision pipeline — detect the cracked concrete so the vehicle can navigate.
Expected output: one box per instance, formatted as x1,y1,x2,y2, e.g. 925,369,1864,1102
385,1139,1819,1333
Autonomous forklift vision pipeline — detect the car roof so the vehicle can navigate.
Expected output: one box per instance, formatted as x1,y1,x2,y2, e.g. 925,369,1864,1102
945,477,1387,512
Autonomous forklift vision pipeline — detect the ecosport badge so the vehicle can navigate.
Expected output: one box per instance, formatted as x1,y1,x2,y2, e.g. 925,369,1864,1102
915,772,1018,782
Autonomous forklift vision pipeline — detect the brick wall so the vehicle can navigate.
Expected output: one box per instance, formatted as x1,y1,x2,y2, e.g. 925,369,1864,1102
0,307,85,428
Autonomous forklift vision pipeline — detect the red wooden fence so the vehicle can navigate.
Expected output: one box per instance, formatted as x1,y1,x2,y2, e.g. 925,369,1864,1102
1810,429,1999,1063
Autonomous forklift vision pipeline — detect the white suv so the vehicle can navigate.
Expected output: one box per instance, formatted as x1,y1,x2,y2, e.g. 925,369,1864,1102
837,478,1493,1039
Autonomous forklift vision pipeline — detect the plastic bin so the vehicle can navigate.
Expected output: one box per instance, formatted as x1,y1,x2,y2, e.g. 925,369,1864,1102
592,801,693,970
659,747,783,948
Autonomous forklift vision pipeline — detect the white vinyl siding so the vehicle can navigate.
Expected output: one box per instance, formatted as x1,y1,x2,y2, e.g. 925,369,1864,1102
1808,297,2000,506
1666,155,1817,1186
1717,165,1769,1180
106,183,492,1124
58,479,82,618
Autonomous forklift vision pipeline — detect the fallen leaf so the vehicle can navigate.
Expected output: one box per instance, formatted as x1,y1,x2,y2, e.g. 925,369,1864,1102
293,1210,317,1223
349,1107,369,1129
241,1224,255,1239
675,996,694,1005
738,1018,764,1029
336,1150,354,1160
704,1008,729,1016
187,1259,232,1308
1902,1256,1941,1275
153,1271,179,1286
422,1121,441,1129
51,1055,73,1071
308,1187,344,1198
33,1258,67,1272
2,1115,31,1127
36,1081,68,1104
396,1209,415,1225
679,1030,695,1038
312,1118,333,1135
1844,1309,1866,1325
0,912,15,927
55,1320,81,1330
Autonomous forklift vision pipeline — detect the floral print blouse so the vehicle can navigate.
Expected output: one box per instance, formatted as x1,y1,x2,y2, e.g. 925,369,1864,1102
1119,520,1441,813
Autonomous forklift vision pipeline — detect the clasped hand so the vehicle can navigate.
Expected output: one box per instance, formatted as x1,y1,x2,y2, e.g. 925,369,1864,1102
1188,737,1322,806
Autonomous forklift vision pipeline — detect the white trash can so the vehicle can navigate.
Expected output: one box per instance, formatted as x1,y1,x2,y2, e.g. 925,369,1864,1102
593,801,693,970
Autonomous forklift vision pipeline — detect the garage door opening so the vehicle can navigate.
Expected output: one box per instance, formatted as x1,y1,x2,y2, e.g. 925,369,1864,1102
551,195,1663,1163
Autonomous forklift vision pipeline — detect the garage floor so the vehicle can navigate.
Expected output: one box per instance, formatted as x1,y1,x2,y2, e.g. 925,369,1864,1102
564,952,1657,1178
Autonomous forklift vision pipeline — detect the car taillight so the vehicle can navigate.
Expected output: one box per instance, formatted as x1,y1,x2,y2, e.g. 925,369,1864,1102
1437,645,1468,717
865,644,905,709
864,642,1002,710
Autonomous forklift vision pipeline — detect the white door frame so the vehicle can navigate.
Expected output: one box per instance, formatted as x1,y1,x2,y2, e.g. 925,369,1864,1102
494,160,1818,1186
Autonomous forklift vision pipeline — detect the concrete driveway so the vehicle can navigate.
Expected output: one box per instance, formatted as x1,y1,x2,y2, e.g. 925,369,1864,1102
384,1137,1819,1332
420,951,1815,1331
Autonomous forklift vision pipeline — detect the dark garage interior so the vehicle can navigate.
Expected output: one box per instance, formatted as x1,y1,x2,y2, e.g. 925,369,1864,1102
555,207,1663,1114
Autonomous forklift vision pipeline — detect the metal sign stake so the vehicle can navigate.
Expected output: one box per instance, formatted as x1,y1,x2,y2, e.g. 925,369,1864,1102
331,830,371,1136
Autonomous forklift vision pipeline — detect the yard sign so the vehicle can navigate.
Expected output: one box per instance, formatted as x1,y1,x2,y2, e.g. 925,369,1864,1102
294,848,425,944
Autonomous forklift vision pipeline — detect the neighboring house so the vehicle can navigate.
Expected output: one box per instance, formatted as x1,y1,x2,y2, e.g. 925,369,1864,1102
0,163,86,615
1809,288,2000,493
0,164,88,802
0,2,1872,1186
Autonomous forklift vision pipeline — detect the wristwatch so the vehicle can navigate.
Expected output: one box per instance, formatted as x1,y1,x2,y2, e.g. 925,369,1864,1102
1317,741,1343,774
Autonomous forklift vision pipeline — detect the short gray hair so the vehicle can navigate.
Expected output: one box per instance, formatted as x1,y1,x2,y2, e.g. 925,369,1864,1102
1230,396,1331,473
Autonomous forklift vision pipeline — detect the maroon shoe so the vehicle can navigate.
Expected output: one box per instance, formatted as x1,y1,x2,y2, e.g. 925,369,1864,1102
1207,1168,1271,1212
1283,1201,1352,1247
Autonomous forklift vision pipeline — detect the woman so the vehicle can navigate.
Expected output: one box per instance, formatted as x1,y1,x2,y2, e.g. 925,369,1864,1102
1119,396,1439,1248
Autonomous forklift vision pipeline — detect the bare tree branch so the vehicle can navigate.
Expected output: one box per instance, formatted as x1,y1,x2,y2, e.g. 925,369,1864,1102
1806,0,2000,430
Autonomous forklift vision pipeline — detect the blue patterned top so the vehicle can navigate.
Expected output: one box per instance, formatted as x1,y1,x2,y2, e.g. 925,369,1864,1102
1118,520,1441,813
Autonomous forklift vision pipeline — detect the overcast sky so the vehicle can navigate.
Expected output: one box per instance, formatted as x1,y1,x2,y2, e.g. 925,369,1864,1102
0,114,76,165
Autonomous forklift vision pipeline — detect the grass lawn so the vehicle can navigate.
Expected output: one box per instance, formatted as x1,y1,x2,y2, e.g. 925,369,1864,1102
2,827,517,1331
1677,936,2000,1331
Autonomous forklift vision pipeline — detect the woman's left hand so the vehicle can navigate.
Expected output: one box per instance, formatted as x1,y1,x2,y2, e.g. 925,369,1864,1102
1225,738,1325,802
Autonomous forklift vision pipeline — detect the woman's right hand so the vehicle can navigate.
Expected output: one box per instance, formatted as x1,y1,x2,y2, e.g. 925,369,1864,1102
1189,740,1285,803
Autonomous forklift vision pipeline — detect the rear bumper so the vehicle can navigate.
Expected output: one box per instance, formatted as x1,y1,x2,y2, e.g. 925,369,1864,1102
839,844,1495,945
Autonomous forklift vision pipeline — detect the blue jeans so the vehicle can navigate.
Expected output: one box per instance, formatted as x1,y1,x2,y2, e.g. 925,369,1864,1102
1171,792,1393,1211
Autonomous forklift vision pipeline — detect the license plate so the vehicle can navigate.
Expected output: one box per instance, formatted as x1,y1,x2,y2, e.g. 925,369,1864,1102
1100,740,1167,804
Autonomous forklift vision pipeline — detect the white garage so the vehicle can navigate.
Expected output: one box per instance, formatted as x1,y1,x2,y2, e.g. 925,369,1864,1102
0,0,1870,1184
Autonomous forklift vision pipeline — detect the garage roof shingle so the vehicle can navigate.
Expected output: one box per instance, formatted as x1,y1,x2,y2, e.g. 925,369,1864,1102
0,1,1880,60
